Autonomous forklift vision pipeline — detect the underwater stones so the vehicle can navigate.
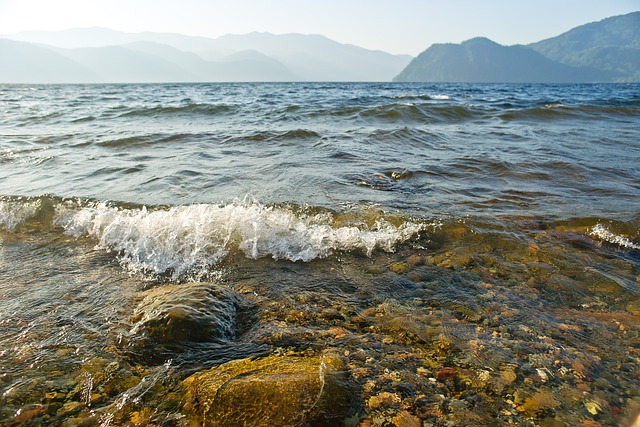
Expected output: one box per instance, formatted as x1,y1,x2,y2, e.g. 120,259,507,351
406,254,425,266
500,365,518,385
182,352,350,426
528,242,540,257
517,389,560,417
56,401,84,417
625,299,640,316
127,283,250,364
389,261,411,274
435,367,456,382
13,405,46,424
391,410,421,427
367,391,402,410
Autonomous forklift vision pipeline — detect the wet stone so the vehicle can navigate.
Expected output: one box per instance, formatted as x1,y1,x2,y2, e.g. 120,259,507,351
126,282,253,364
182,351,351,426
406,255,425,266
56,401,84,417
625,299,640,316
391,410,421,427
389,262,411,274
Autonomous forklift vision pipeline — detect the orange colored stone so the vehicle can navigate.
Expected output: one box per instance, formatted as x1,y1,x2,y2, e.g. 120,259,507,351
435,367,456,381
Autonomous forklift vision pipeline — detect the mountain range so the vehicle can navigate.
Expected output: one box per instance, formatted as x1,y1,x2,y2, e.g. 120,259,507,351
1,12,638,83
395,12,640,83
0,28,411,83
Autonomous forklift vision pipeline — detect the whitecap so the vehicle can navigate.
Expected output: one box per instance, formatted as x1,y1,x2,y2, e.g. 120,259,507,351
589,224,640,250
54,200,428,278
0,198,41,231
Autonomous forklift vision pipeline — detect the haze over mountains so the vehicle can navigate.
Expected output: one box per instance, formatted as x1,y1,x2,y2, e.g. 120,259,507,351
1,12,638,83
0,28,411,83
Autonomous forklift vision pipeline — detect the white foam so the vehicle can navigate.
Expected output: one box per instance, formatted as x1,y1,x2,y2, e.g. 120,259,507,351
0,199,41,231
589,224,640,250
432,94,450,100
54,200,426,278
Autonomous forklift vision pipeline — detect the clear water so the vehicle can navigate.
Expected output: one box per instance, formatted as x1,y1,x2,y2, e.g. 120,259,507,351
0,83,639,426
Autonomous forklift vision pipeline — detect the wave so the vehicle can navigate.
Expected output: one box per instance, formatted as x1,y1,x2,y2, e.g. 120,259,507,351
223,129,321,143
499,104,640,121
0,197,42,231
0,196,429,279
589,224,640,251
97,133,200,149
394,94,450,101
340,103,482,124
114,103,239,118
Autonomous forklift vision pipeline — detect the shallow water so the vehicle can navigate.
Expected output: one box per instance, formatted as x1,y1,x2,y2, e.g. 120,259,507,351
0,83,639,426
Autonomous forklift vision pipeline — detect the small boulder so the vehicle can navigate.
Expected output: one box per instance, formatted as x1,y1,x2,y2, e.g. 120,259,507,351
182,352,351,426
126,283,253,364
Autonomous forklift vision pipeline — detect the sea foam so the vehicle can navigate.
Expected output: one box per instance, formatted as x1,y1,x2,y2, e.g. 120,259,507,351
54,200,426,278
0,198,41,231
589,224,640,251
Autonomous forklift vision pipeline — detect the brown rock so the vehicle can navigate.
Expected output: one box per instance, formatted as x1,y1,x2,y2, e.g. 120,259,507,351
500,367,517,384
368,392,401,410
406,255,425,266
449,227,468,239
14,405,45,424
625,299,640,316
435,367,456,382
392,410,421,427
528,243,540,256
389,262,411,274
517,390,560,416
182,352,350,426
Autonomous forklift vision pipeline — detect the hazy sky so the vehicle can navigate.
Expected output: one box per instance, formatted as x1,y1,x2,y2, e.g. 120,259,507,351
1,0,638,55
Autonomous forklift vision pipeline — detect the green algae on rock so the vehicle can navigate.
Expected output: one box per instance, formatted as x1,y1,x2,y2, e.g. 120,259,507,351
182,352,351,426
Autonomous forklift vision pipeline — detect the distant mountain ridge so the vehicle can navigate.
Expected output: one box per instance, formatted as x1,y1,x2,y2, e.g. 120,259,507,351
393,37,613,83
529,12,640,82
2,12,639,84
0,28,412,83
395,12,640,83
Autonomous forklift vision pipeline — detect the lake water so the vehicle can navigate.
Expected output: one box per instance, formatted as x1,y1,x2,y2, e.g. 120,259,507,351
1,83,639,426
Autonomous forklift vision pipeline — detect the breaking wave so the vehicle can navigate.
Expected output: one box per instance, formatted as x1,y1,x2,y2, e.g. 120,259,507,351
0,197,41,231
589,224,640,251
1,196,429,278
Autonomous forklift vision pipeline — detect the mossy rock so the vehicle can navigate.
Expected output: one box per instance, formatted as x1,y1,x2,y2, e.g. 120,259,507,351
182,352,351,426
389,261,411,274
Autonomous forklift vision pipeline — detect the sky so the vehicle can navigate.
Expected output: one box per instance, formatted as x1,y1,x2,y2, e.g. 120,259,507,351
0,0,638,55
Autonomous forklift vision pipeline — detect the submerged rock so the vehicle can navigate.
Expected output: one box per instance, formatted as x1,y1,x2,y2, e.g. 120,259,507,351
182,352,351,426
126,283,256,364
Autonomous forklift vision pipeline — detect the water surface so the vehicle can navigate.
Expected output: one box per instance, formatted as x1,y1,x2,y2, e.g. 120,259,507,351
0,83,639,426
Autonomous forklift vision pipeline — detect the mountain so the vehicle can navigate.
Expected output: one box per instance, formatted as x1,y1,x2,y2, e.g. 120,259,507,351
57,45,198,83
0,39,301,83
123,43,298,81
204,32,412,81
393,37,614,83
2,28,411,82
0,39,100,83
5,27,220,53
529,12,640,82
394,12,639,83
